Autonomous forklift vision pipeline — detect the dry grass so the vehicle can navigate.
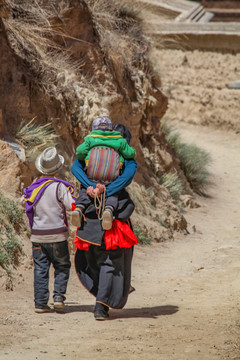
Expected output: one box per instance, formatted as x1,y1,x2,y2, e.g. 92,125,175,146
159,171,184,201
3,0,150,98
2,0,105,136
86,0,150,97
0,192,24,276
1,0,155,135
16,117,59,159
162,122,212,195
2,0,78,91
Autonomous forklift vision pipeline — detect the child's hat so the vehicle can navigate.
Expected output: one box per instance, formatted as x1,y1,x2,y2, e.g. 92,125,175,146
35,147,64,174
92,116,112,131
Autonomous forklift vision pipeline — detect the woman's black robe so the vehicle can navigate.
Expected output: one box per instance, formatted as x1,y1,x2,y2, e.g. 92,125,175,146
74,189,135,309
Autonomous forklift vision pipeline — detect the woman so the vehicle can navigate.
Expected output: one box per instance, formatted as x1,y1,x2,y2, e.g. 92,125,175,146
71,124,137,320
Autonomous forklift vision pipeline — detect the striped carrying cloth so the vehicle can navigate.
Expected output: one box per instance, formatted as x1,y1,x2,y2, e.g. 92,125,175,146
87,146,120,183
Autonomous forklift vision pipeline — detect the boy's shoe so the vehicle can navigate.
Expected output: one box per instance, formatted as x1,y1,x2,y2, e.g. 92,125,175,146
94,303,109,321
35,305,51,313
71,208,83,228
102,208,113,230
54,296,65,310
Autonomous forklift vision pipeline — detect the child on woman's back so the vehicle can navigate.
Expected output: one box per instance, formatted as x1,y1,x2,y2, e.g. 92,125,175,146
72,116,136,230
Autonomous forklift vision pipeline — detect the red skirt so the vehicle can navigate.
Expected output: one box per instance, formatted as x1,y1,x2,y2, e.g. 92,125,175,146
74,219,138,251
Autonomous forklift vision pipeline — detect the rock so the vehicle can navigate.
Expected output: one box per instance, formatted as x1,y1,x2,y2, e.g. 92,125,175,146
0,140,23,195
5,277,13,291
179,194,200,208
226,80,240,89
181,55,189,66
4,140,26,161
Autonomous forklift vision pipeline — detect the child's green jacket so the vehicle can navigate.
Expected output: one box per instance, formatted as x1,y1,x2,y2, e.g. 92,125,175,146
76,130,136,164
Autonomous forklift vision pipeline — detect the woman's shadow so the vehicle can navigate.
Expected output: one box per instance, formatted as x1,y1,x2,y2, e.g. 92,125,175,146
63,303,179,319
110,305,179,320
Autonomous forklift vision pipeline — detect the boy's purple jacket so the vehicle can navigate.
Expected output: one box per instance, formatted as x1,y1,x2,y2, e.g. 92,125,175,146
23,177,75,229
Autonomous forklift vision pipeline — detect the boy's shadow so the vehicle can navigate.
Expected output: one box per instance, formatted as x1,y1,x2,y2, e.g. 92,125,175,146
63,303,179,319
63,303,94,313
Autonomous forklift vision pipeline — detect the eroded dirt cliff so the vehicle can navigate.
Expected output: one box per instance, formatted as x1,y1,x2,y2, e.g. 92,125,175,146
0,0,190,282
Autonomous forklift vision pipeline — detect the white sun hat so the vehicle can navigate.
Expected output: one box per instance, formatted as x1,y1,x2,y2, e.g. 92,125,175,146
35,147,64,175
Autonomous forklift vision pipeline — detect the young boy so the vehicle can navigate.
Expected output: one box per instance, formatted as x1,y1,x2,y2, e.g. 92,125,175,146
72,116,136,230
23,147,75,313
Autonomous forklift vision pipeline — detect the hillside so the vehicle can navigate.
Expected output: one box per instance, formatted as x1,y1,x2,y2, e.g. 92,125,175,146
0,0,193,284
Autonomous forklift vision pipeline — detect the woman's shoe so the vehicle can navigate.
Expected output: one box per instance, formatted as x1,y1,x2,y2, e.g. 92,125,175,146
94,302,109,320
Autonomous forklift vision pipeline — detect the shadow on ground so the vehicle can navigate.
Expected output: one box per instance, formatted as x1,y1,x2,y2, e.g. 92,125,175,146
110,305,179,319
60,303,179,319
59,303,94,313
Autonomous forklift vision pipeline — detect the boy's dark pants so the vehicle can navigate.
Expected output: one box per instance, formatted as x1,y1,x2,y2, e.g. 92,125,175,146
76,187,118,210
32,241,71,308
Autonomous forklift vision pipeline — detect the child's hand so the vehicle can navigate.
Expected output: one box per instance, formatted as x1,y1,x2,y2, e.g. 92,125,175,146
87,184,105,198
86,186,95,198
96,183,105,194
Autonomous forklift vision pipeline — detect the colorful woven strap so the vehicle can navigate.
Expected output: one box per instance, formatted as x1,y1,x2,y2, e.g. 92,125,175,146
87,146,120,183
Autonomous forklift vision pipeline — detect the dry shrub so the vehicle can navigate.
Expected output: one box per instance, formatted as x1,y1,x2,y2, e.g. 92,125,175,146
86,0,150,96
162,121,212,195
16,118,59,159
159,171,184,201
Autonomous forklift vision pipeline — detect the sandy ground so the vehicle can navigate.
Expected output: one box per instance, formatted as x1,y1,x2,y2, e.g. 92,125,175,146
0,122,240,359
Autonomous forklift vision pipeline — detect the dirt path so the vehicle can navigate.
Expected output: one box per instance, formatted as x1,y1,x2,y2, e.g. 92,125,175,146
0,123,240,360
